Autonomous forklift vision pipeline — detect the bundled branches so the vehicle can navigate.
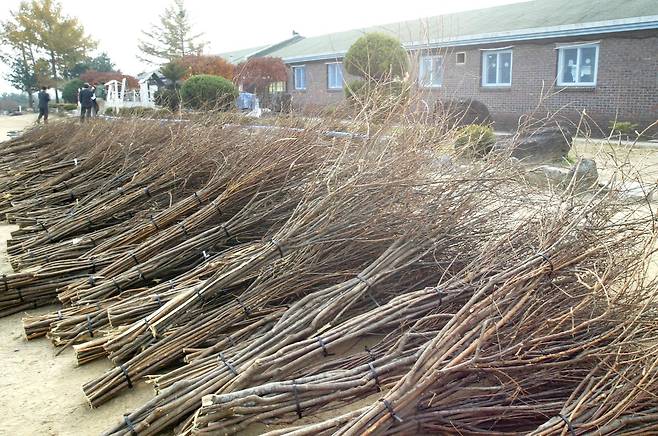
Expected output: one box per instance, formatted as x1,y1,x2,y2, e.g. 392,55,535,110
1,113,657,436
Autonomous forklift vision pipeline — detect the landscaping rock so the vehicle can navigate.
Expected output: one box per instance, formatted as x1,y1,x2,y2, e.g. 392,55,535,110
613,181,657,203
525,164,571,186
434,98,492,126
506,127,573,164
568,158,598,187
525,158,598,189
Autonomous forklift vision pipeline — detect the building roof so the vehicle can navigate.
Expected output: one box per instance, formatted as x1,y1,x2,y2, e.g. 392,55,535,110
219,0,658,64
217,34,304,63
219,45,270,64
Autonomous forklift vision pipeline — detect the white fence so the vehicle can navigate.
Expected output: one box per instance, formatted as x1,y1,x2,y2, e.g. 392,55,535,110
105,78,157,111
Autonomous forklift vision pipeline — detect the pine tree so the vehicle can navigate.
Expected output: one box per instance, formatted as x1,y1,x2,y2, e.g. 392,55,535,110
138,0,206,65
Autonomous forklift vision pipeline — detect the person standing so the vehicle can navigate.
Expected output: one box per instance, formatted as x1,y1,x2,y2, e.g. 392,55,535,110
36,86,50,124
91,84,100,116
79,83,96,122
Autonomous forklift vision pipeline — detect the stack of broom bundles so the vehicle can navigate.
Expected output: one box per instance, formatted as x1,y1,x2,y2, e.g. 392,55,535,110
1,112,657,436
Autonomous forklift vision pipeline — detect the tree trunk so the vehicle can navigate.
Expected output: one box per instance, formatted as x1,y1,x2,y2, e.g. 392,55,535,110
49,50,59,103
19,45,34,108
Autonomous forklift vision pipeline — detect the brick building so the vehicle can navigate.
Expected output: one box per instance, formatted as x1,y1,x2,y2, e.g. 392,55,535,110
220,0,658,132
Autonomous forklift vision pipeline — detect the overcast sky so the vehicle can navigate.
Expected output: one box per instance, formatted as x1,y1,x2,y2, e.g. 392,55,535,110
0,0,526,93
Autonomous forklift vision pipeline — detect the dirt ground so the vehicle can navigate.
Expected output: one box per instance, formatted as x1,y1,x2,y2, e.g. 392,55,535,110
0,113,39,140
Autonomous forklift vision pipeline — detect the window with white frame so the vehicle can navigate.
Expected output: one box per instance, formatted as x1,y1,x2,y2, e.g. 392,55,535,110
292,66,306,90
482,49,512,86
557,44,598,86
419,55,443,87
327,62,344,89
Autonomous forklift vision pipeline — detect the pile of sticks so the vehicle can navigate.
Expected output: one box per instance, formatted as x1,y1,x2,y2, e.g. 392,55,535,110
1,116,657,436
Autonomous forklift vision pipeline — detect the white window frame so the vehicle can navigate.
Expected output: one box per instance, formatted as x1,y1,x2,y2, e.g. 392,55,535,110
326,62,344,90
556,43,599,87
292,65,306,90
456,52,466,65
481,49,513,87
419,55,443,88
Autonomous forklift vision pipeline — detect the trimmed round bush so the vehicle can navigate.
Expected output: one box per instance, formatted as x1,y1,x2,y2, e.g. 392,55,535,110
344,79,369,102
180,74,238,110
454,125,496,157
344,33,409,81
62,79,84,104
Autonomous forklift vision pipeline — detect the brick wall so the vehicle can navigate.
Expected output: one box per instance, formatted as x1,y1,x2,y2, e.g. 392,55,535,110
286,61,359,112
285,30,658,133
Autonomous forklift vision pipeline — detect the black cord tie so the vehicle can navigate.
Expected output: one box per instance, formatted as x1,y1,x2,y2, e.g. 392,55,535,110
69,191,76,201
356,274,372,288
558,414,576,436
317,337,331,357
17,288,24,302
88,236,97,247
220,225,230,238
149,215,160,231
154,294,162,307
136,268,146,283
130,252,139,266
292,381,303,419
226,334,236,347
380,399,403,423
169,280,175,290
45,254,50,264
368,362,382,392
270,239,284,258
143,318,150,327
365,346,376,363
179,222,189,236
123,415,138,435
86,314,94,337
539,252,554,272
236,297,251,317
435,288,444,305
143,187,152,198
2,274,7,293
112,279,122,292
91,258,97,273
218,352,238,376
193,192,202,205
61,180,69,189
195,287,204,303
211,200,222,216
86,218,93,229
87,275,95,286
119,364,133,388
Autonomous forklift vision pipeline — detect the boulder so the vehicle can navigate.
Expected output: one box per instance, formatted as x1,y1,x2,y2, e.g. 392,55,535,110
525,164,571,186
524,158,598,190
568,158,598,187
505,127,573,164
434,98,492,127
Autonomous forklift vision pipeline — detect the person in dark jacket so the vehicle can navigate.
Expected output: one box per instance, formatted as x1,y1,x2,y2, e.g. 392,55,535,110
37,86,50,124
78,83,96,122
90,84,100,116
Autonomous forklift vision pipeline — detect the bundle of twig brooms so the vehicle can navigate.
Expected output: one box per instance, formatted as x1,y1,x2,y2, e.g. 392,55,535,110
1,112,657,436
